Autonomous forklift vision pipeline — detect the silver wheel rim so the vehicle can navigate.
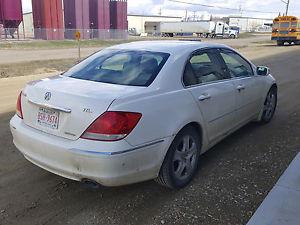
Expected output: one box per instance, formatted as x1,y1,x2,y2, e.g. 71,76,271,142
264,91,276,120
172,135,198,181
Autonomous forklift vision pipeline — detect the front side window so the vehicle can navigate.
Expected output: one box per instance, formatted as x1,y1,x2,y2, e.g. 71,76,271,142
183,51,228,86
220,50,253,78
273,23,279,29
63,50,170,86
291,22,297,28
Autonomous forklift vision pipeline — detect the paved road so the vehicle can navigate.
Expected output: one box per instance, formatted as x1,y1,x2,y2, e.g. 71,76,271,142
0,35,269,64
0,49,300,225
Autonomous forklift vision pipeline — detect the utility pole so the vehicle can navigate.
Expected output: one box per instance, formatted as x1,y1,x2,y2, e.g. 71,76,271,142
281,0,290,15
286,0,290,15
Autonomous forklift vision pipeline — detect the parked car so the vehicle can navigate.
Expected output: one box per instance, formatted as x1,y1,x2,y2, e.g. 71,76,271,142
10,41,277,189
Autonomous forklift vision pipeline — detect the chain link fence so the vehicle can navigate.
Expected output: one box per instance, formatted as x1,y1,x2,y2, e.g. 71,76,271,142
0,27,128,40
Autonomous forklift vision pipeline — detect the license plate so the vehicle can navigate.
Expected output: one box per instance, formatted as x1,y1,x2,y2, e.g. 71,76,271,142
37,107,59,130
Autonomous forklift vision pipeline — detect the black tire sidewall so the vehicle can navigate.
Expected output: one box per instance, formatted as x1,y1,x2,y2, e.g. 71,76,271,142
165,127,201,189
261,88,277,123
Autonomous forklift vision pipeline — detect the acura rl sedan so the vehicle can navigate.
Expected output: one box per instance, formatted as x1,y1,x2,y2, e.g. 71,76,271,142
10,41,277,189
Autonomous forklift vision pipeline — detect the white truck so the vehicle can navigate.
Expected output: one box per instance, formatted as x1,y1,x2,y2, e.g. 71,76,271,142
160,21,238,39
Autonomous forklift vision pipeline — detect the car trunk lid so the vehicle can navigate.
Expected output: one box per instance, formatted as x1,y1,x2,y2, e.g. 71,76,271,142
21,75,142,140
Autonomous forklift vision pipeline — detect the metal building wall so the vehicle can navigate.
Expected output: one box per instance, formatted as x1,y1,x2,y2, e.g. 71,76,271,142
110,0,127,38
75,0,90,39
0,0,23,28
110,0,128,29
98,0,110,38
64,0,90,39
89,0,98,30
32,0,63,40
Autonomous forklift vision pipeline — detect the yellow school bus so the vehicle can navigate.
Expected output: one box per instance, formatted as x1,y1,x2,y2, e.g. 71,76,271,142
271,16,300,46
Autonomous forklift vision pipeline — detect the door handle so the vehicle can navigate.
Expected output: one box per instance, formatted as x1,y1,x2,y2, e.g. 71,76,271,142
198,93,211,101
237,85,246,91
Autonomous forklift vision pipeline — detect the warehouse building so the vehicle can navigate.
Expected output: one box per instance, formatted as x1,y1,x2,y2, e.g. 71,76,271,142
228,16,273,32
127,14,182,35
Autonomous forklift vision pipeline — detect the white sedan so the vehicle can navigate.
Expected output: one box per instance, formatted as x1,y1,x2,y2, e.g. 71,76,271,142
10,41,277,189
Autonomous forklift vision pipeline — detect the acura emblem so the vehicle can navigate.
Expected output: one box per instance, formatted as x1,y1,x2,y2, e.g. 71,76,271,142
44,92,51,101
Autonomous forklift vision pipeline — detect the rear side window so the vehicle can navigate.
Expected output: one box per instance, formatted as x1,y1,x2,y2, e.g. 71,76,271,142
183,51,228,86
64,50,170,86
220,50,253,78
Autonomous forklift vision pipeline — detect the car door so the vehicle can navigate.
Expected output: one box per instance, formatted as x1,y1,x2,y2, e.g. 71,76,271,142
183,49,236,143
218,49,264,126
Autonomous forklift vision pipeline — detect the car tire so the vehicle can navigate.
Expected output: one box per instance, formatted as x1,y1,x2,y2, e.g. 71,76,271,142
259,87,277,124
155,126,201,189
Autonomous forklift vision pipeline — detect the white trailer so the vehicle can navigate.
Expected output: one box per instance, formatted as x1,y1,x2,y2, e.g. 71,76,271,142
160,21,238,38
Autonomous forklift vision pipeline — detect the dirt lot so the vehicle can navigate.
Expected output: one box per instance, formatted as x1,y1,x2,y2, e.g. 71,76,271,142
0,39,300,225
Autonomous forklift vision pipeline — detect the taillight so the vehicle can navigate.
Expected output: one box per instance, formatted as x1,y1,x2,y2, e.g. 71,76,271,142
16,92,23,119
81,111,142,141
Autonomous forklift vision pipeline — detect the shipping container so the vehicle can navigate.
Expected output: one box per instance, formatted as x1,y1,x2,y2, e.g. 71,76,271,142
0,0,23,28
32,0,63,40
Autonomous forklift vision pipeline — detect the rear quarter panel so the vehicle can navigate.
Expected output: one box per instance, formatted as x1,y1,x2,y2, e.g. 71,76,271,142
108,88,208,155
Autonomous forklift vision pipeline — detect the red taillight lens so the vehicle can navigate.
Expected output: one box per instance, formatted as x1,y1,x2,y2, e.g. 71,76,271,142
16,92,23,119
81,111,142,141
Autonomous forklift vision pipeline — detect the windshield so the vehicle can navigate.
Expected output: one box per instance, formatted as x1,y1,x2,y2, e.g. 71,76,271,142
64,49,170,87
280,22,290,28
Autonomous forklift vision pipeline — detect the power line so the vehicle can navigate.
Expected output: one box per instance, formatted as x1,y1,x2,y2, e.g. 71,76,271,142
168,0,279,14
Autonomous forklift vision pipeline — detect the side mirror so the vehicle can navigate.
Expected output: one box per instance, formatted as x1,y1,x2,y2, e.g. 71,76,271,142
257,66,270,76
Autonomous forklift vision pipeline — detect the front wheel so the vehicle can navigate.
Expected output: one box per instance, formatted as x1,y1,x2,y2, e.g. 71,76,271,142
259,87,277,124
155,126,201,189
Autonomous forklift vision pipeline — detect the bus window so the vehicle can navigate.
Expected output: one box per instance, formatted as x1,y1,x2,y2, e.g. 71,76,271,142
291,22,297,28
280,22,290,28
273,23,279,29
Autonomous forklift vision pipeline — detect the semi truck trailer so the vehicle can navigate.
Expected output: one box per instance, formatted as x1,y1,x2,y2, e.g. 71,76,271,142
160,21,238,38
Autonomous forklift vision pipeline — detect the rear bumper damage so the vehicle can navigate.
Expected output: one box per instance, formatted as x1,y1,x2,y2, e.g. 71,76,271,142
10,115,169,186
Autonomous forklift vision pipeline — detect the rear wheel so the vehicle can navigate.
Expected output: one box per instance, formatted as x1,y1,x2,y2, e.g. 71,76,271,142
259,87,277,124
155,126,201,189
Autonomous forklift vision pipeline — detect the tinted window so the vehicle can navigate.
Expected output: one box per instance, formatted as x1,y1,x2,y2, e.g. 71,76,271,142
63,50,170,86
220,50,253,78
183,51,228,86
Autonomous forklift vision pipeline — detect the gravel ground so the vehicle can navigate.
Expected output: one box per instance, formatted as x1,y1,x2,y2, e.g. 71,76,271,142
0,48,299,225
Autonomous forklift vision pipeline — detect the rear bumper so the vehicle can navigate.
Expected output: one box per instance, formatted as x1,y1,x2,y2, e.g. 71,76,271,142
10,115,170,186
271,36,297,41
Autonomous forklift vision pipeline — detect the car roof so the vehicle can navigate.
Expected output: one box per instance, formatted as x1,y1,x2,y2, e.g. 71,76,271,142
107,40,230,55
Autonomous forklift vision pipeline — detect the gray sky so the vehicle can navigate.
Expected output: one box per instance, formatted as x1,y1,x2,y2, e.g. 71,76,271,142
21,0,300,18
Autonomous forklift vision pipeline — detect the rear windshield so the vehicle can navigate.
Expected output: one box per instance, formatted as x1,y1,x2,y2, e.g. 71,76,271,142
63,49,170,86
